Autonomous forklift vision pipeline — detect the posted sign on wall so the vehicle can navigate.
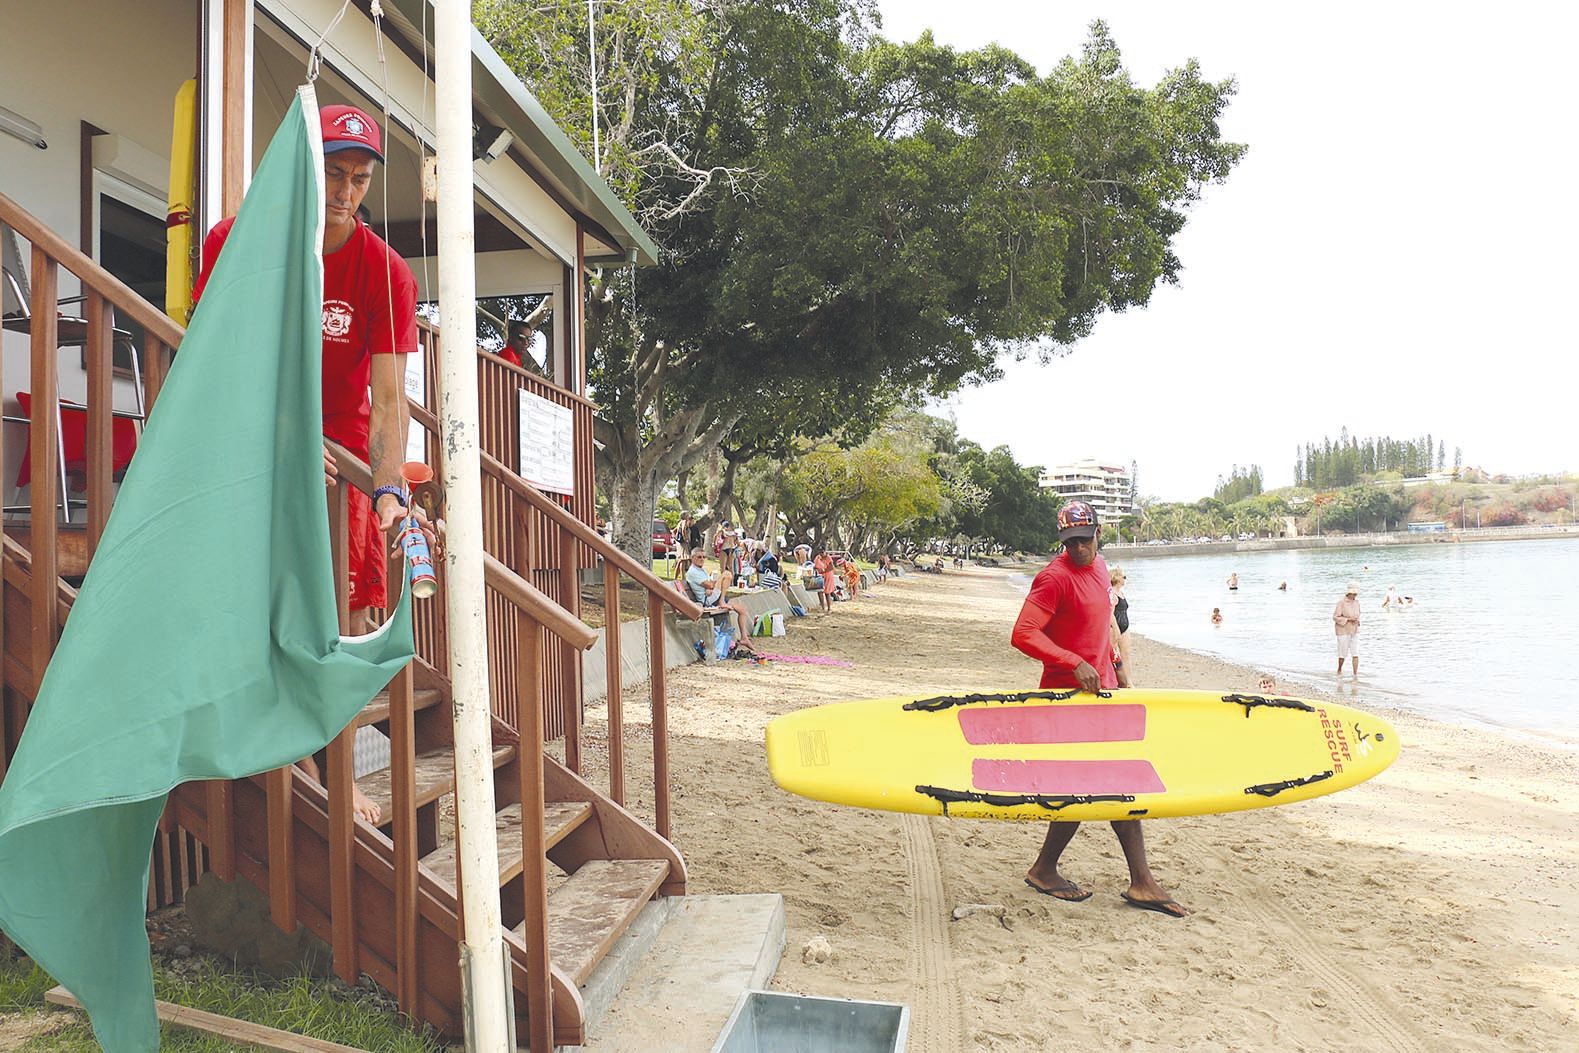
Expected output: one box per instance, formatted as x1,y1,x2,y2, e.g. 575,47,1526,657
518,389,575,495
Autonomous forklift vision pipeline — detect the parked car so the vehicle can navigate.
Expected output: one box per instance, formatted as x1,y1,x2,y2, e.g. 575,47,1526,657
652,520,675,557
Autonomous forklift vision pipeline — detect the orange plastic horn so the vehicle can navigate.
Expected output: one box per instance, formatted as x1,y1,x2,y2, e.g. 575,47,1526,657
400,461,434,485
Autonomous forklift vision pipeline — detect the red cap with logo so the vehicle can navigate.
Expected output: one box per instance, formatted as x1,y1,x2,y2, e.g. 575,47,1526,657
1056,500,1099,541
320,104,385,163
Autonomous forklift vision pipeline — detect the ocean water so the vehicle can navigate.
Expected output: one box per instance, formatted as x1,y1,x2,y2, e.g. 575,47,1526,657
1031,539,1579,738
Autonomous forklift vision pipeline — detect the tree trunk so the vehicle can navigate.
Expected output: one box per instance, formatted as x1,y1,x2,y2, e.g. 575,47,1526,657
609,467,660,568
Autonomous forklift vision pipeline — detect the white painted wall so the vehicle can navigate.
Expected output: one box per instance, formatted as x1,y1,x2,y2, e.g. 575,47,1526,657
1,0,196,509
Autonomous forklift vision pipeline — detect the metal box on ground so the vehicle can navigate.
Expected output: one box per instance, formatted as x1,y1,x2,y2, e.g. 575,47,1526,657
712,990,910,1053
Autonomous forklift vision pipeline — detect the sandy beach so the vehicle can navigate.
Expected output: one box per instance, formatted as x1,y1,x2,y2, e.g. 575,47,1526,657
578,562,1578,1051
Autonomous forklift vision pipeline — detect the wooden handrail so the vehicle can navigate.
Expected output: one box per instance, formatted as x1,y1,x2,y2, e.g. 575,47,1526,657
478,451,704,621
324,440,597,651
0,192,186,350
483,553,597,650
414,315,596,409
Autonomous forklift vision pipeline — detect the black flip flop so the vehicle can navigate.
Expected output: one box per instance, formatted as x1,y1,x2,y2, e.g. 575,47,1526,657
1024,878,1092,902
1119,891,1188,918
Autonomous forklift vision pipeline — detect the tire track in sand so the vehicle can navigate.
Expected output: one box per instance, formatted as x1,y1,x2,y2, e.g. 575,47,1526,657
1198,838,1427,1053
901,813,965,1052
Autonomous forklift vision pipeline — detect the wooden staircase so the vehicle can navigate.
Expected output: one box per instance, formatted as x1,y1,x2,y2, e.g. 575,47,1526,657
0,191,706,1049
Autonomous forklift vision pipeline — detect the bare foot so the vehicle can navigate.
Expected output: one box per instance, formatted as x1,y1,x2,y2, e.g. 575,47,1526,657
353,786,382,825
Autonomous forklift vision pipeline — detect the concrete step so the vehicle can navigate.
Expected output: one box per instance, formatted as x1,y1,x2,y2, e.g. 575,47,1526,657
580,894,786,1051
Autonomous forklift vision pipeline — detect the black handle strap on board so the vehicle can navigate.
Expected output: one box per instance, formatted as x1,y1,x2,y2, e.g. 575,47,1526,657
915,784,1135,817
1222,693,1316,718
1244,770,1333,798
904,688,1113,713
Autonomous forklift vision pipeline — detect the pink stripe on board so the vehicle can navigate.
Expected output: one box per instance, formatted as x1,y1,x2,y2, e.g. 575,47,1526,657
957,704,1145,745
972,759,1166,795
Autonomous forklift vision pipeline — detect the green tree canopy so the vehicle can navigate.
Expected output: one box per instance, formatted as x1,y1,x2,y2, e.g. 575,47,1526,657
479,4,1245,559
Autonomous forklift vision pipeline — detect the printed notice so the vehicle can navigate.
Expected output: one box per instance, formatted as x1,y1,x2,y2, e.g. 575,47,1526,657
404,353,427,463
518,389,575,495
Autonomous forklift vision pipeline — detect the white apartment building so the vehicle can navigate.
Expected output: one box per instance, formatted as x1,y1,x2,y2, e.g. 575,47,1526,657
1039,459,1134,520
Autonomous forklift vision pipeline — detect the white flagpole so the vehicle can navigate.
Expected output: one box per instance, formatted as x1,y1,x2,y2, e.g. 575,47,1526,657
434,1,511,1048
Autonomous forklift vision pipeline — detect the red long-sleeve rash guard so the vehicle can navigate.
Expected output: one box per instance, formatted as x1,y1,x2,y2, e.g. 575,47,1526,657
1009,553,1117,690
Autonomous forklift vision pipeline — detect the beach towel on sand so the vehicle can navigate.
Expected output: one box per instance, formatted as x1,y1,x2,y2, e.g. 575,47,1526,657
0,86,414,1052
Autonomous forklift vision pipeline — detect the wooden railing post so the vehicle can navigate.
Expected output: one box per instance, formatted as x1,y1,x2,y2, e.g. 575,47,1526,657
603,562,624,805
516,611,553,1051
386,547,420,1016
558,526,581,773
83,291,113,556
264,765,295,932
142,333,166,415
27,246,60,691
326,482,358,983
647,593,671,841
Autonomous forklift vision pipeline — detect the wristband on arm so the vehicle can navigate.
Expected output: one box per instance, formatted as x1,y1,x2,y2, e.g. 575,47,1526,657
372,485,408,510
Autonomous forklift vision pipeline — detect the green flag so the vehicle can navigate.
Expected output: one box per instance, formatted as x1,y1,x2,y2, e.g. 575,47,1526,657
0,85,415,1051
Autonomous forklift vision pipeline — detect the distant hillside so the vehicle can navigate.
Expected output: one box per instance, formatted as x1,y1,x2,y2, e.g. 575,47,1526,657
1122,474,1576,543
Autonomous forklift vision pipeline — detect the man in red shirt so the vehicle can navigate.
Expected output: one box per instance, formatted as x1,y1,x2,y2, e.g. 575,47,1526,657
1010,501,1187,917
193,104,429,824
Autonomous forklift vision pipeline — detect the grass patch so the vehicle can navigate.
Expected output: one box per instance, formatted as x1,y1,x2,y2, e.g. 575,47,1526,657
0,955,451,1052
0,958,56,1013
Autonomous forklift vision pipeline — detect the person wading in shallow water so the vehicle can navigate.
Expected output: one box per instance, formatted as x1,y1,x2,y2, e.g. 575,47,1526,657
1009,501,1189,918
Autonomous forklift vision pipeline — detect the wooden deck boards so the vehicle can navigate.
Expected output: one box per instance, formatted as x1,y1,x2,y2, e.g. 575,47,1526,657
355,744,513,823
421,800,594,887
354,687,442,727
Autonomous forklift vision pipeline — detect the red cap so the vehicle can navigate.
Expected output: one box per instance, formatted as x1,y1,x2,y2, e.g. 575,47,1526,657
320,104,384,163
1057,500,1099,541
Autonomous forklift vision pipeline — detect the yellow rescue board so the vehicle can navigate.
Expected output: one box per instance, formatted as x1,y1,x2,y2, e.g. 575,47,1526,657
765,688,1398,821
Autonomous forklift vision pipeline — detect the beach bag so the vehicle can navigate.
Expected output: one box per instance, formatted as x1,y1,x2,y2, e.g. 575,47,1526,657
752,613,772,637
713,624,734,659
770,611,786,636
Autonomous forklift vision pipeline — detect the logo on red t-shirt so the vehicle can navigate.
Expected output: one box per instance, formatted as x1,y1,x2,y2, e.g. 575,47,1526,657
323,300,354,340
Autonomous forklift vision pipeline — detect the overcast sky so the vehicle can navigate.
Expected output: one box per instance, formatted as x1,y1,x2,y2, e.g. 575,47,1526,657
878,1,1578,500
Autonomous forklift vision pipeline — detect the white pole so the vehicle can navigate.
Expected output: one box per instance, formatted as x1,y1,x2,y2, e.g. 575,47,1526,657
434,1,511,1049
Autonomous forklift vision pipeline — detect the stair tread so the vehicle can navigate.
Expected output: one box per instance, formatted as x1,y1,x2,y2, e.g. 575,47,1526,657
421,800,595,887
516,858,669,986
357,744,513,824
355,687,443,727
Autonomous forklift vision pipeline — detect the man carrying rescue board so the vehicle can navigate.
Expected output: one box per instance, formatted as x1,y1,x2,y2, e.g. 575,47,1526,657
1010,501,1189,917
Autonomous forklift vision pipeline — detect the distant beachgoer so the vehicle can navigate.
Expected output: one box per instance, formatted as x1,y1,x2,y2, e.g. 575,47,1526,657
1278,581,1288,591
1009,500,1186,918
1226,572,1238,591
812,549,836,613
1383,585,1406,610
875,554,890,582
715,521,740,578
1211,607,1223,625
1333,582,1362,676
843,558,861,598
679,511,703,553
1109,565,1131,675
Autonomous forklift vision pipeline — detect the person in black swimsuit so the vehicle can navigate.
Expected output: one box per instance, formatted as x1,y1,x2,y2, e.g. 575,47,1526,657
1109,565,1132,675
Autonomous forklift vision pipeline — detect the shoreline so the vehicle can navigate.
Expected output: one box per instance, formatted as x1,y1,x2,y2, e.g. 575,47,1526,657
1128,630,1579,754
575,563,1576,1050
1110,523,1579,559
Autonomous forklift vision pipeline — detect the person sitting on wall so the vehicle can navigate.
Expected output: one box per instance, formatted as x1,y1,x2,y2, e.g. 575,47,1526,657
757,545,787,592
683,548,758,654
